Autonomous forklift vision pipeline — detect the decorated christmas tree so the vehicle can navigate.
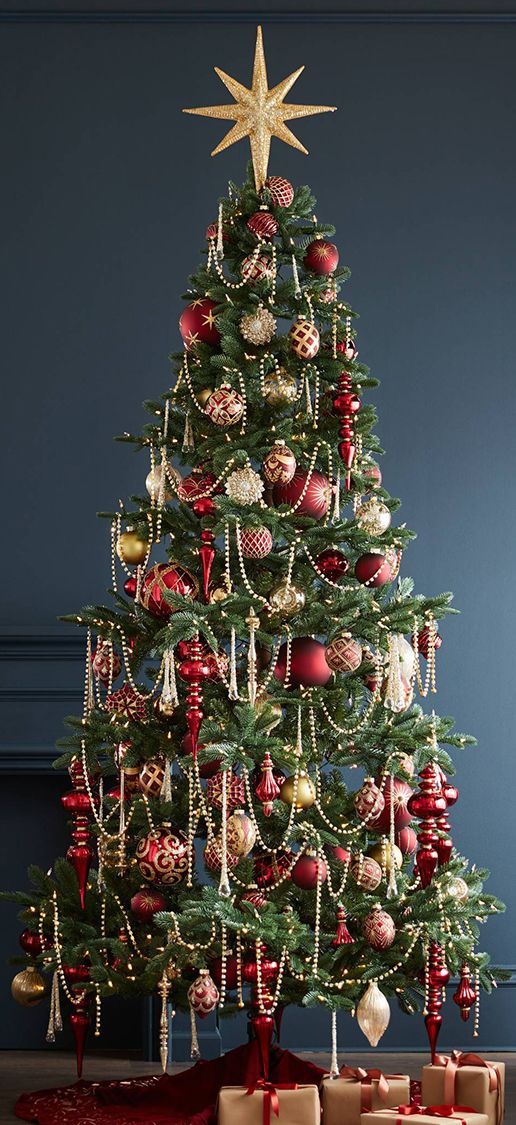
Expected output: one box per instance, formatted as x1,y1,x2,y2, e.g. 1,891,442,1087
7,26,503,1083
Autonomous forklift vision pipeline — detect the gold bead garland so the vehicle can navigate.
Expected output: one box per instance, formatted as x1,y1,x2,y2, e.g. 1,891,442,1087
412,613,438,697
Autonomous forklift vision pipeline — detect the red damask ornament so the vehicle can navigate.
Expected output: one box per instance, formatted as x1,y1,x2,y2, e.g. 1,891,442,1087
204,837,240,872
363,906,396,950
140,563,199,620
205,384,245,427
354,777,385,821
135,826,189,886
177,468,218,504
139,759,166,798
262,440,296,485
325,632,363,673
241,253,275,282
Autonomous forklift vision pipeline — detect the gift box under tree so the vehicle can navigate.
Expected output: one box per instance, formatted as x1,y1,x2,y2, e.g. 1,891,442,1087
217,1081,320,1125
422,1053,505,1125
321,1066,410,1125
359,1107,488,1125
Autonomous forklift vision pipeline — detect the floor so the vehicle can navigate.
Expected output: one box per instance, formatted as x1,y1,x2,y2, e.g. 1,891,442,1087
0,1051,513,1123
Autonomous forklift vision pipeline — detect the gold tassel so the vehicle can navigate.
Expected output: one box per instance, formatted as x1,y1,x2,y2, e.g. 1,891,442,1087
246,609,259,707
190,1003,200,1059
218,770,231,898
228,626,238,701
46,970,63,1043
182,410,194,452
216,201,224,260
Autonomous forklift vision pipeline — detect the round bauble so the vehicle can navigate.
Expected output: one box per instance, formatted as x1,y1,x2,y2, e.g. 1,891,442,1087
326,632,363,673
240,305,276,346
418,625,443,659
179,298,220,350
207,770,245,812
254,849,293,888
396,636,416,681
446,876,469,904
91,640,122,686
140,563,199,619
226,466,264,506
363,907,396,950
204,836,240,873
205,222,228,244
205,384,244,427
275,637,331,689
369,778,413,832
11,967,46,1007
279,771,316,811
268,579,306,619
241,253,275,283
136,827,189,886
367,840,403,875
240,885,268,909
292,852,327,890
262,368,298,406
123,575,138,598
247,210,279,239
331,845,351,865
264,176,294,208
226,810,256,858
273,469,331,520
196,387,214,409
240,526,273,559
19,929,48,957
355,551,393,588
139,759,166,798
363,463,382,491
396,826,418,855
117,530,148,566
188,970,219,1018
178,469,217,504
315,548,349,582
356,497,391,535
106,683,147,721
130,888,167,921
209,954,239,991
145,463,181,503
354,778,385,821
262,441,296,485
303,238,339,275
336,337,358,362
289,318,320,360
350,855,382,891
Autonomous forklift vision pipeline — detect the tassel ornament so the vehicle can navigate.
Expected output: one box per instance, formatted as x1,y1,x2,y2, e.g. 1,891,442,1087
228,626,238,701
46,970,63,1043
246,609,259,706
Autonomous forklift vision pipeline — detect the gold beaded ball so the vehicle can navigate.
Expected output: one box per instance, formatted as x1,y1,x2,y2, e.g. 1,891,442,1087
145,463,181,503
226,810,257,858
356,497,392,535
240,305,277,346
11,967,46,1007
262,368,298,406
225,466,264,506
117,529,148,566
446,876,469,903
279,771,316,810
268,579,306,619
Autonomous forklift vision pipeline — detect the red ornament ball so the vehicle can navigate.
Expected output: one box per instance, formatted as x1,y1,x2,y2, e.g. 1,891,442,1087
123,575,137,598
130,888,167,921
205,384,244,427
263,441,296,485
247,211,279,239
292,852,327,890
418,625,443,659
325,633,363,673
209,954,239,991
350,855,382,891
331,845,351,865
140,563,199,619
139,759,166,798
204,837,240,873
289,318,320,360
315,548,349,582
396,826,418,855
179,298,220,351
91,641,122,686
136,827,189,886
178,469,217,504
369,778,413,832
363,907,396,950
240,886,268,909
336,338,358,362
273,469,331,520
241,253,275,282
363,463,383,491
274,637,331,689
303,238,339,275
19,930,49,957
355,552,393,588
264,176,294,208
240,526,273,559
254,849,293,888
354,778,385,821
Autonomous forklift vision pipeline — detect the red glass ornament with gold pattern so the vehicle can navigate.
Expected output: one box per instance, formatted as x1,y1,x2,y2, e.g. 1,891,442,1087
303,237,339,275
141,563,199,620
188,969,219,1018
179,298,220,351
453,963,477,1022
263,176,294,208
136,826,189,886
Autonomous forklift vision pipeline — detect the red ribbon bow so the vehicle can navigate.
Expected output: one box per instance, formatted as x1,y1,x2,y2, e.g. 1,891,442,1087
433,1049,502,1125
395,1104,476,1124
339,1065,403,1111
245,1080,298,1125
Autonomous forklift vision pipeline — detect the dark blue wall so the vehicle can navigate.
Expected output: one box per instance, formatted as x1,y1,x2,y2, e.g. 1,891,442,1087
1,3,515,1057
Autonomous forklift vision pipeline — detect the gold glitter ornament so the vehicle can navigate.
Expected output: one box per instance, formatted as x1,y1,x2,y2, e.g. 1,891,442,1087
226,809,257,858
117,530,148,565
11,967,46,1007
356,497,392,535
183,25,336,191
268,578,306,618
280,771,316,810
446,876,469,903
240,304,276,346
196,387,214,408
263,368,298,406
225,466,264,506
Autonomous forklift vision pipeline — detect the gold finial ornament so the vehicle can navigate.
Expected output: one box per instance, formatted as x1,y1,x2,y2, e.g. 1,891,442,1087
183,25,336,191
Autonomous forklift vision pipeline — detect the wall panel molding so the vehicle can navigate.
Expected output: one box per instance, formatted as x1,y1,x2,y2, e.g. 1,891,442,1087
2,7,516,22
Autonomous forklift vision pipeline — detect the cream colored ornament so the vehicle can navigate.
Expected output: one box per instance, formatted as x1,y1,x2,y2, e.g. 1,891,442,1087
145,463,181,503
268,579,306,618
226,809,256,858
240,304,276,345
263,368,298,406
446,876,469,903
356,497,392,535
279,771,315,810
397,635,416,681
225,466,264,506
367,840,403,875
356,981,391,1046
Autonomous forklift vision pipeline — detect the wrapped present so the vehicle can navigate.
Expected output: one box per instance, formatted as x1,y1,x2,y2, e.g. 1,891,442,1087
217,1081,320,1125
322,1067,410,1125
422,1052,505,1125
359,1106,488,1125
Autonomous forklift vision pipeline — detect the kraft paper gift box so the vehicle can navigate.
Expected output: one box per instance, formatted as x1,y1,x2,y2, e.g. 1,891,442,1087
359,1110,488,1125
422,1054,505,1125
322,1068,410,1125
217,1082,320,1125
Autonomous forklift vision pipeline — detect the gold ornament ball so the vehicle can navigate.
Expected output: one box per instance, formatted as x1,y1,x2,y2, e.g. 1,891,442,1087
367,840,403,875
280,771,316,810
209,584,230,604
145,463,181,503
11,967,46,1007
196,387,214,408
254,693,282,731
117,529,148,566
356,498,392,536
446,876,469,903
263,368,298,406
268,579,306,619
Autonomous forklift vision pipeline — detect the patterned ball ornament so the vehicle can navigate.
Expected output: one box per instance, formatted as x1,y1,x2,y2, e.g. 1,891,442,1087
268,579,305,618
315,548,349,582
226,810,256,858
363,906,396,950
367,840,403,875
139,759,166,798
289,318,320,359
369,778,413,832
446,876,469,904
240,527,273,559
141,563,199,619
275,637,331,688
292,851,327,889
136,827,189,886
207,770,245,812
303,238,339,275
355,552,393,588
226,466,264,506
130,888,167,921
179,298,220,350
188,970,219,1018
254,849,293,888
354,778,385,821
350,856,382,891
247,210,279,239
396,826,418,855
262,368,298,406
263,440,296,484
204,837,240,872
356,497,392,535
205,384,244,427
264,175,294,207
241,253,275,282
178,469,217,504
273,469,331,519
145,463,181,503
240,305,276,345
11,968,46,1007
91,640,122,686
326,632,363,673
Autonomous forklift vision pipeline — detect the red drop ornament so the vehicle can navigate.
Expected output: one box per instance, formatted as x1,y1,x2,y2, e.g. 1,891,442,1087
255,751,281,816
453,963,477,1021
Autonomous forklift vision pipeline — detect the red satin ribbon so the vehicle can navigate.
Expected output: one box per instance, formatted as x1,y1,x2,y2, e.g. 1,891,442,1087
245,1079,298,1125
395,1104,476,1124
339,1066,404,1111
433,1049,502,1125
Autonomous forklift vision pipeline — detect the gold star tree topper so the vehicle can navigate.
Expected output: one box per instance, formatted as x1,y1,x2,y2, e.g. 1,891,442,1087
183,25,336,191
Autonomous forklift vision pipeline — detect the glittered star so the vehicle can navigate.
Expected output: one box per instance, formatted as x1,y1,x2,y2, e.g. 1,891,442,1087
183,25,336,191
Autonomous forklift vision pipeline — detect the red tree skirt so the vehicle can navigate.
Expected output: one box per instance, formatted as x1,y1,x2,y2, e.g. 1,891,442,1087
15,1042,326,1125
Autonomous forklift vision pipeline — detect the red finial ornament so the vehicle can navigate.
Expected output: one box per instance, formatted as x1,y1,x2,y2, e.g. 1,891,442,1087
453,963,477,1021
255,752,281,816
178,636,212,758
61,757,93,910
332,367,361,489
332,905,354,947
408,764,447,888
425,940,450,1061
252,1012,275,1080
434,767,458,867
63,964,90,1076
198,528,216,602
